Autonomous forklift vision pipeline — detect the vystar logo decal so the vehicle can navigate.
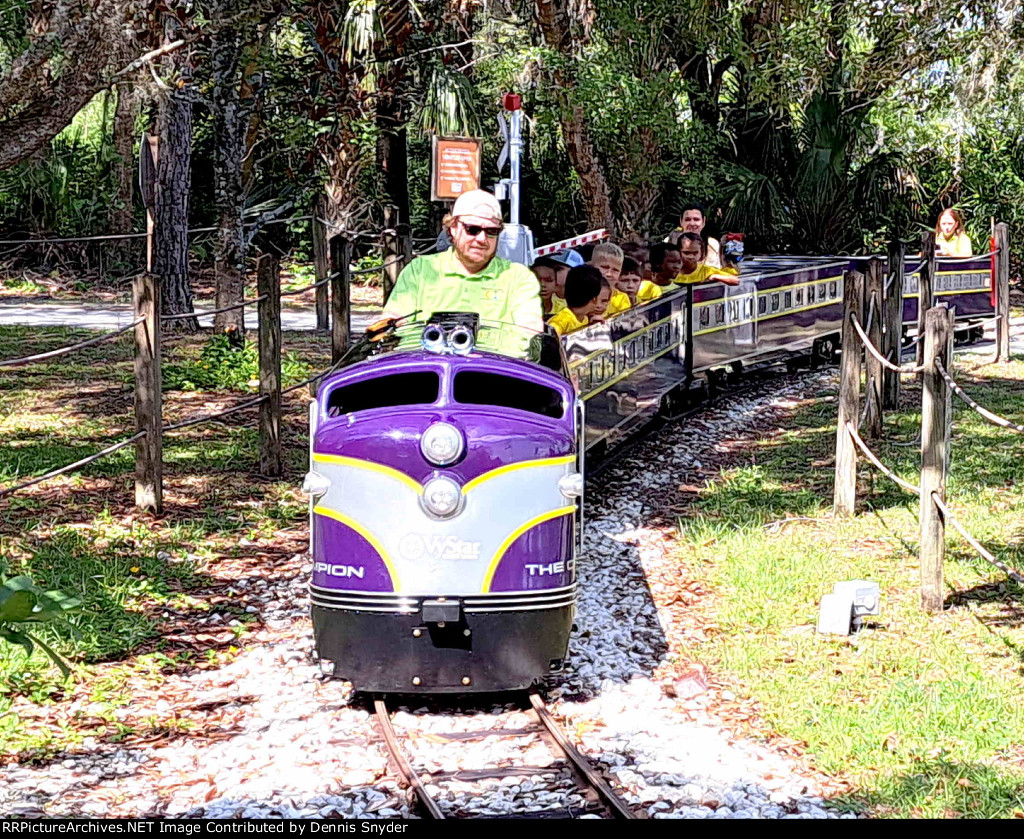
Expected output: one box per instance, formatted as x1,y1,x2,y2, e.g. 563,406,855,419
399,533,481,561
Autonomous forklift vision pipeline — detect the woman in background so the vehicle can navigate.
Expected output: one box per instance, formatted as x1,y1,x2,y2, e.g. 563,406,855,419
935,209,973,257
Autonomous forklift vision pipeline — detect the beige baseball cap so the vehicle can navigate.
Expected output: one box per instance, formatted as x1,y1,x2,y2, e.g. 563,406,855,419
451,189,502,223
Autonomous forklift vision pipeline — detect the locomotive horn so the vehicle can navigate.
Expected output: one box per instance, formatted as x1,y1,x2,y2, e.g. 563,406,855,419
421,324,446,353
447,325,476,355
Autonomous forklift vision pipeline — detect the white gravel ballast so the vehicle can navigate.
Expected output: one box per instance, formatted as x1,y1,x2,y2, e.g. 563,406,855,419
0,370,852,820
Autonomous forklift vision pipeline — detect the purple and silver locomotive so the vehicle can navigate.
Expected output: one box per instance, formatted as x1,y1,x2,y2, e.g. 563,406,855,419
304,318,583,693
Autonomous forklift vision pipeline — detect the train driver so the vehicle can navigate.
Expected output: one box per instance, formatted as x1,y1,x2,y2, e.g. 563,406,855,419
935,209,973,258
378,189,543,357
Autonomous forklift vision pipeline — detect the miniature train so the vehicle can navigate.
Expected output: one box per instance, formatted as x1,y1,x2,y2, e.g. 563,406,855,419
304,252,994,693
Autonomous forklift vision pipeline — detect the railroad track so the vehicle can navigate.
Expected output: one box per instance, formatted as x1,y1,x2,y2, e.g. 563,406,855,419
372,693,639,819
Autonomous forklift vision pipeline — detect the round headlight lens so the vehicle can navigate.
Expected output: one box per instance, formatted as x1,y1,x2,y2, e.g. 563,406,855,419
421,476,463,519
420,422,464,466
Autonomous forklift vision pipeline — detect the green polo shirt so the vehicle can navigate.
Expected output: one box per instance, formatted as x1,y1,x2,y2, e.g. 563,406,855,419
382,250,543,358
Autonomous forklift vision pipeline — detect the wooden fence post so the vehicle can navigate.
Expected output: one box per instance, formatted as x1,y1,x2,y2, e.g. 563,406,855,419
257,254,282,477
865,257,885,438
133,272,163,513
883,241,905,410
312,202,330,334
919,304,954,613
834,270,864,516
995,222,1010,362
399,222,413,271
917,231,936,370
329,235,351,364
382,228,400,302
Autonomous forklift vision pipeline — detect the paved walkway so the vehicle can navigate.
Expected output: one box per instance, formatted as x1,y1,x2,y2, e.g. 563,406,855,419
1,302,1022,355
0,301,382,333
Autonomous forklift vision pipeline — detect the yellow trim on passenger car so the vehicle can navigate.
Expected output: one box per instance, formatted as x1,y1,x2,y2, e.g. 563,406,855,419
461,456,575,495
312,453,424,495
482,506,577,592
906,288,991,299
582,341,681,400
568,315,674,371
313,505,400,588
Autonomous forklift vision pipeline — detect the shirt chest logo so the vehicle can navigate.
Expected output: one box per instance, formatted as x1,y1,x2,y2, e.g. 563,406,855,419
482,288,504,301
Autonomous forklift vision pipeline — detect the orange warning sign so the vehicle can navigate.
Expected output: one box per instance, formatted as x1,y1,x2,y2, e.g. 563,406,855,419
431,137,482,202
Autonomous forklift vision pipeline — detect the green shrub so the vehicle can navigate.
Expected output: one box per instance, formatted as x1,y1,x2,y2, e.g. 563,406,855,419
0,576,80,677
164,334,310,393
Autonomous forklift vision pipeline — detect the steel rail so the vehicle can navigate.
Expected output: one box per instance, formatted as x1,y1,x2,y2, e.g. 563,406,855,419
528,692,637,820
373,699,446,819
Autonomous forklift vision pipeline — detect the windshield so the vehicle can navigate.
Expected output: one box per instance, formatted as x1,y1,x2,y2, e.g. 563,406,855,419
369,317,564,372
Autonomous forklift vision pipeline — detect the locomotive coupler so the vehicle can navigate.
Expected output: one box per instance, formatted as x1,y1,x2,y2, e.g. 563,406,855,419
421,597,462,625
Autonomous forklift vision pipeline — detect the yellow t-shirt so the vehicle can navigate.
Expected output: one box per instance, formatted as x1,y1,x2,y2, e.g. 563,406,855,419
383,250,543,357
674,263,739,285
549,307,589,337
936,232,973,257
605,290,631,317
550,294,566,313
636,281,663,303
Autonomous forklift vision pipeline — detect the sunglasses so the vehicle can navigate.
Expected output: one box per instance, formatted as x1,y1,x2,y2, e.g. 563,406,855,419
460,221,502,239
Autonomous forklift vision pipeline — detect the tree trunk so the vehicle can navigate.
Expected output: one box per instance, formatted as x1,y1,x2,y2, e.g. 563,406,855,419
109,84,140,265
0,0,151,173
615,126,661,237
109,85,138,235
211,28,247,335
376,104,409,227
533,0,614,232
155,83,196,328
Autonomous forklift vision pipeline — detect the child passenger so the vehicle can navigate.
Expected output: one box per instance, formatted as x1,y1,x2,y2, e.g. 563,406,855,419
589,242,631,317
674,232,740,286
935,209,973,257
531,256,567,317
621,242,652,282
618,256,662,306
649,242,683,288
548,265,608,336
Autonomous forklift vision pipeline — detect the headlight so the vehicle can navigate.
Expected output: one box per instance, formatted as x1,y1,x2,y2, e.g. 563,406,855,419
302,472,331,498
421,476,463,519
558,472,584,499
420,422,465,466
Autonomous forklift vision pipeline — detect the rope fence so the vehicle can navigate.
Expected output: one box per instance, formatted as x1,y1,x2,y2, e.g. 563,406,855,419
163,394,269,433
0,215,316,247
930,494,1024,586
850,314,923,374
845,422,921,495
934,359,1024,434
0,213,423,510
0,318,142,368
279,279,329,297
834,229,1023,610
0,432,146,499
161,296,266,322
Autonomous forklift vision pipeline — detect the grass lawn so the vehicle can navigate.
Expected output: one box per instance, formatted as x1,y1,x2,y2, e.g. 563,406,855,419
0,325,325,760
673,355,1024,817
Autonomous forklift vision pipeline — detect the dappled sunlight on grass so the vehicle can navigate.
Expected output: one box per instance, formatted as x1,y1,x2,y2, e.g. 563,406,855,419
673,363,1024,817
0,326,316,758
